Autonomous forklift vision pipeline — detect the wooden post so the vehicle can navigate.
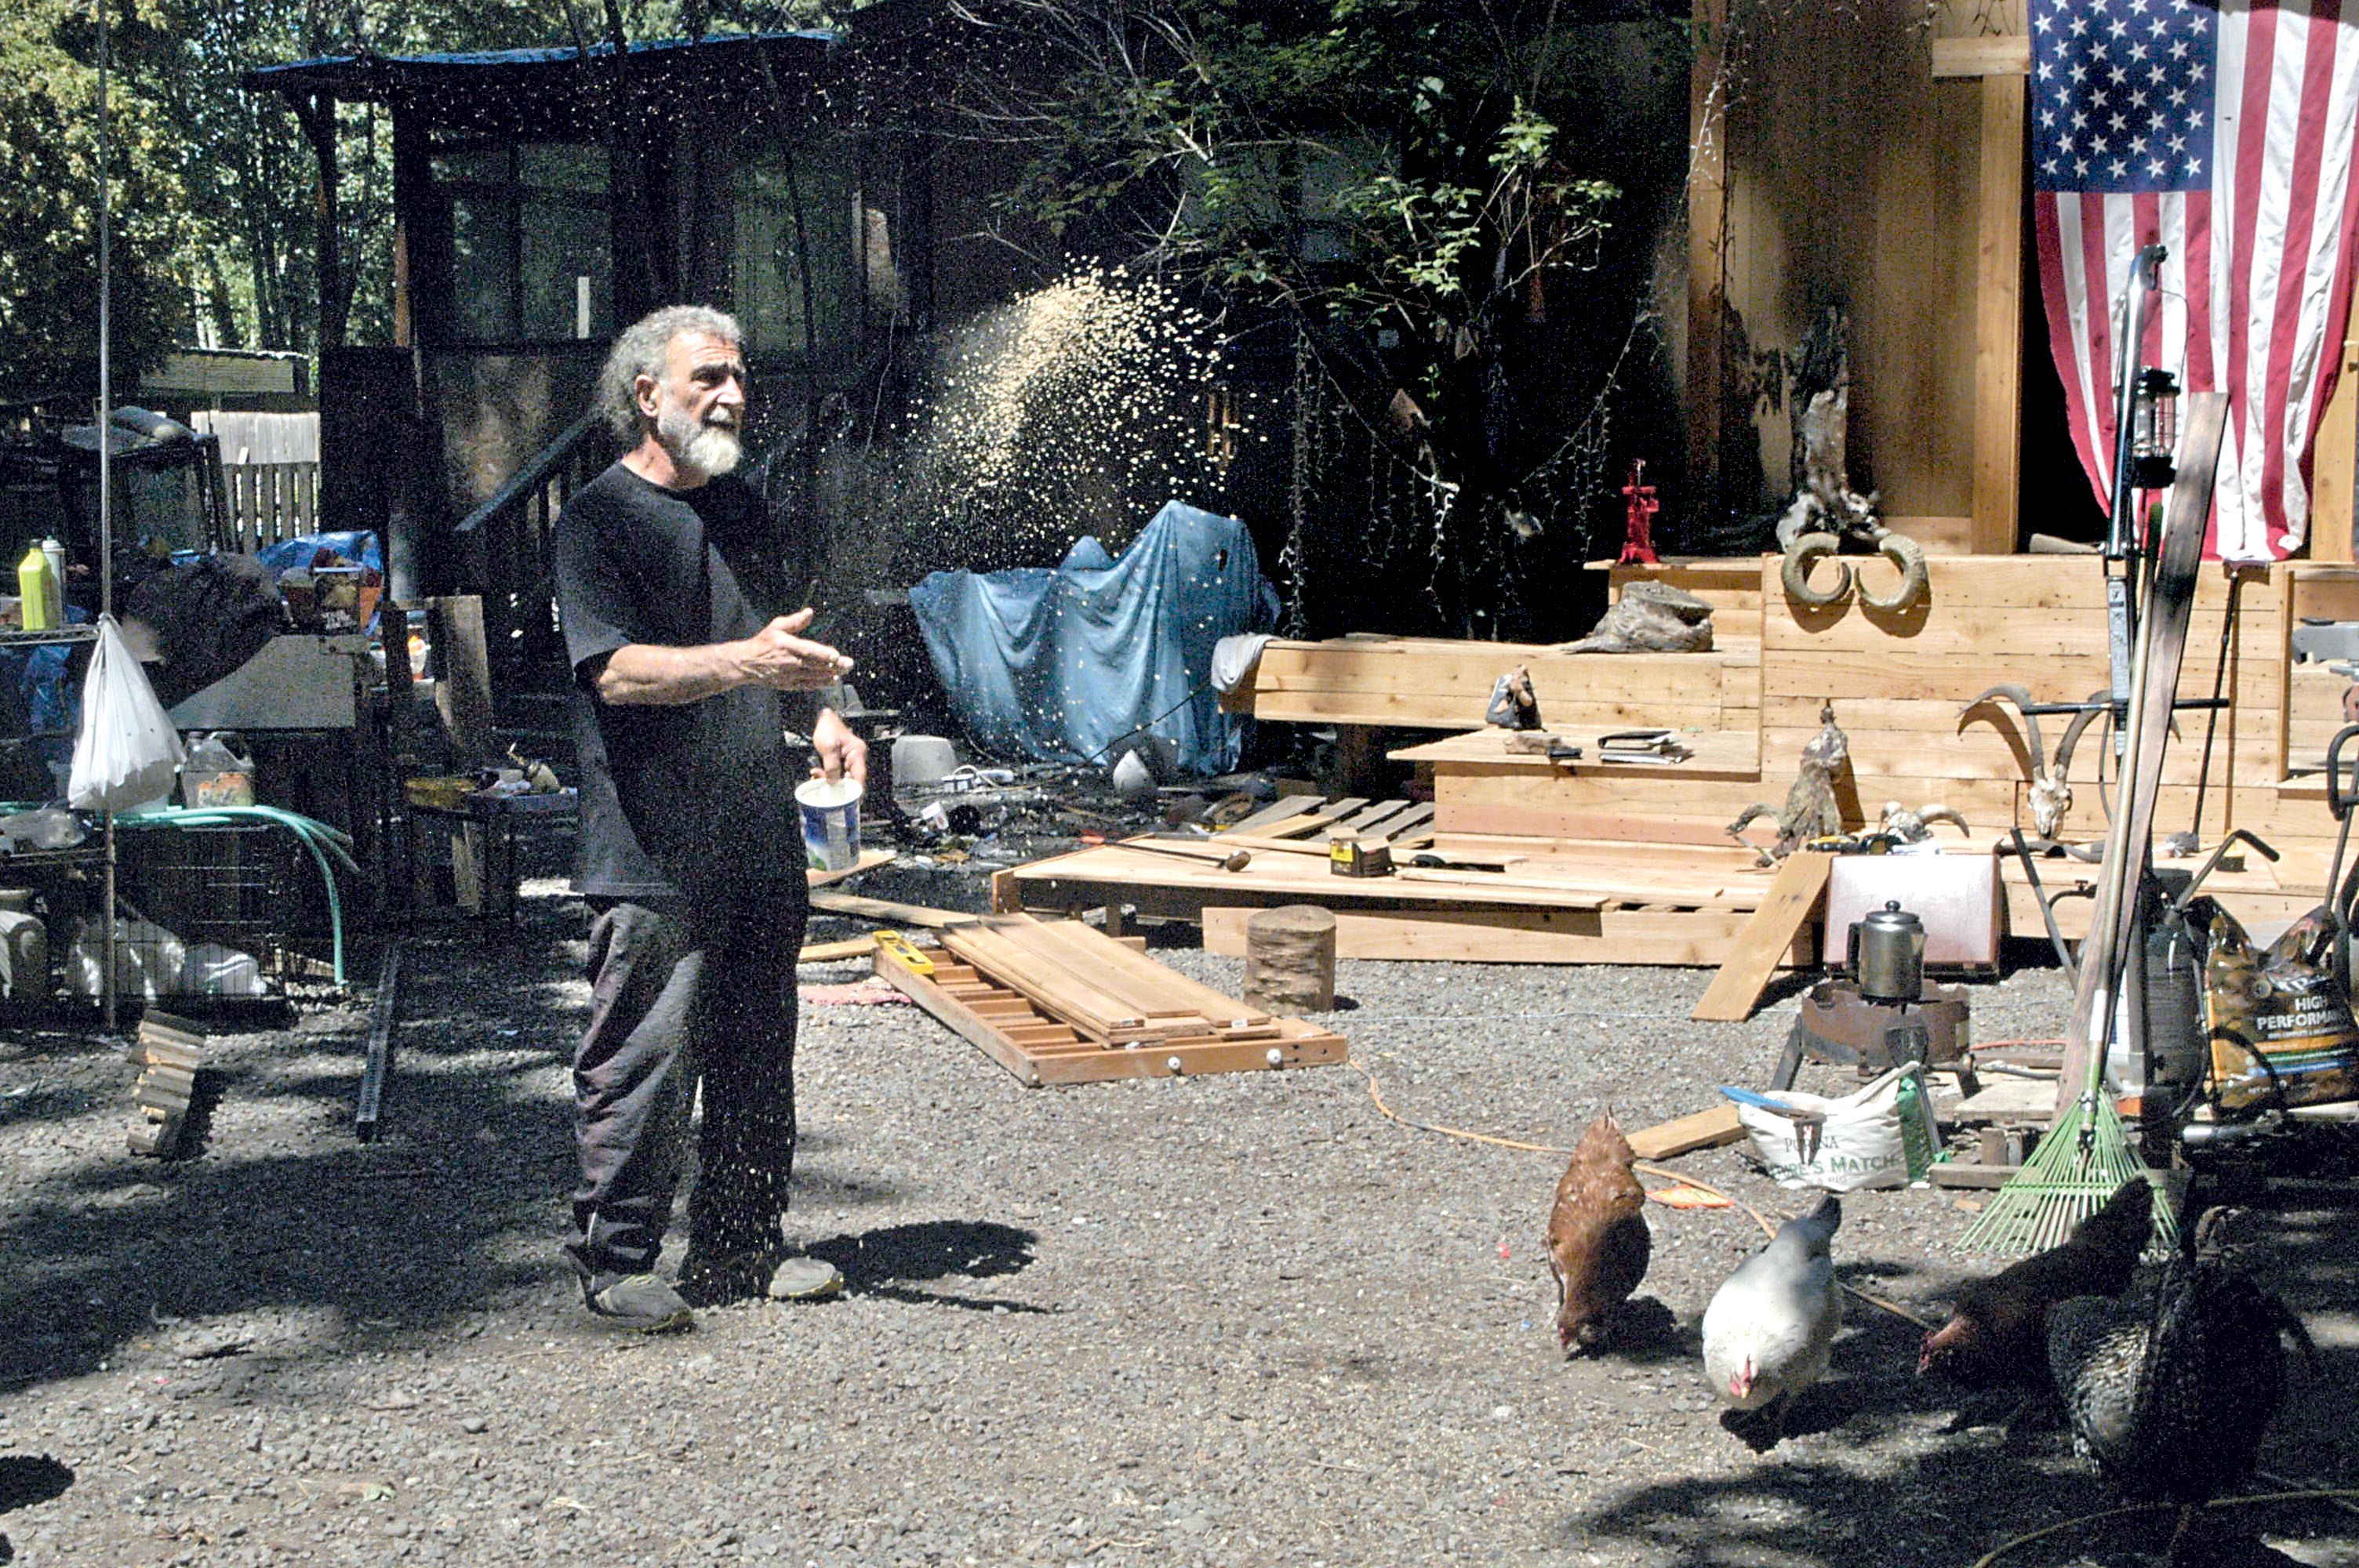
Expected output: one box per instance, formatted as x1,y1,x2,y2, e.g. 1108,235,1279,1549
1685,0,1731,523
1242,905,1338,1015
1971,71,2026,554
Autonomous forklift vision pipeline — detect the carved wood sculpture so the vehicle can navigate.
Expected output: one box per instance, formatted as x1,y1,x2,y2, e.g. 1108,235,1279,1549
1773,310,1928,614
1560,581,1714,654
1727,700,1851,866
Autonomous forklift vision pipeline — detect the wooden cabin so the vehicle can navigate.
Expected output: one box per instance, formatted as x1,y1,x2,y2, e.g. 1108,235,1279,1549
243,7,1043,683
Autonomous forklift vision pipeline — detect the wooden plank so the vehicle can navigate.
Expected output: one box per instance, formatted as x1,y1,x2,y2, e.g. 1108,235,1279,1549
1338,799,1416,833
1931,34,2029,77
1373,802,1437,841
878,953,1056,1087
1201,904,1816,967
940,923,1168,1040
1012,916,1270,1025
1691,851,1834,1022
809,890,976,928
798,935,879,964
1974,66,2024,562
875,946,1345,1086
809,848,897,887
424,595,497,765
1627,1104,1745,1160
972,916,1219,1026
1225,794,1328,835
354,939,401,1142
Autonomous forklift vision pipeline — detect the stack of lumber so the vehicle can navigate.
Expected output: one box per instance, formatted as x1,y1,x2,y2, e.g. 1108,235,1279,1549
128,1010,207,1156
995,801,1817,967
1394,556,2328,941
1006,554,2350,963
876,913,1347,1086
1227,560,1761,734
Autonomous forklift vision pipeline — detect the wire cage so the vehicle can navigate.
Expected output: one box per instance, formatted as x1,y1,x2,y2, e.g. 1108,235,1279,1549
114,819,328,958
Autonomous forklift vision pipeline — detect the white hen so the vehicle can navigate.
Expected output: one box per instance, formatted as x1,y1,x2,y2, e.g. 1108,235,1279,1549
1701,1195,1842,1442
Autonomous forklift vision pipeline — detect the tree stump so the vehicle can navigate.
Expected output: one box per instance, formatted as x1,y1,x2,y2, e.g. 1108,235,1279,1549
1242,905,1337,1015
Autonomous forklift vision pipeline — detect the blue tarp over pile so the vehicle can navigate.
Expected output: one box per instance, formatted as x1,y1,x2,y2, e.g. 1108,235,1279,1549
910,500,1278,776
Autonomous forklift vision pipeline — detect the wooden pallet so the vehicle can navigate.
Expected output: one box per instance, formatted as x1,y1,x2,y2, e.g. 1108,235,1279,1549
874,913,1347,1086
994,831,1820,967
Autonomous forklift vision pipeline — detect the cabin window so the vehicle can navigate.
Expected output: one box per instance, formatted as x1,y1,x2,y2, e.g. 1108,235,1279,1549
434,142,612,343
731,143,859,363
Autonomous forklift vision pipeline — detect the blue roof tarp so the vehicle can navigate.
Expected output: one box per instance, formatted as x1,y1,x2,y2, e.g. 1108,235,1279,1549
910,501,1278,777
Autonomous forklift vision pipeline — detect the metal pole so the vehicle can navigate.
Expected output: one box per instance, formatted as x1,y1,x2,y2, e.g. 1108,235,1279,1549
97,0,117,1034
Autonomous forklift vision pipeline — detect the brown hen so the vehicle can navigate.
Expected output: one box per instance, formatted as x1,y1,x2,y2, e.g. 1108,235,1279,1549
1917,1176,2152,1390
1546,1111,1651,1354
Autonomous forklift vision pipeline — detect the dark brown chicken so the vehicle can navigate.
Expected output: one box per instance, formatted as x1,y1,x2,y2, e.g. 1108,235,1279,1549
1917,1178,2152,1390
1546,1111,1651,1354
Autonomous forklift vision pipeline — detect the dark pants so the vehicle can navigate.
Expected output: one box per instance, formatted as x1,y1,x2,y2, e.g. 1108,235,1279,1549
566,888,808,1287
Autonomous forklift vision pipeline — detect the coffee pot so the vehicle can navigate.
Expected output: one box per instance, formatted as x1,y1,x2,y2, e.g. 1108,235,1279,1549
1848,900,1925,1004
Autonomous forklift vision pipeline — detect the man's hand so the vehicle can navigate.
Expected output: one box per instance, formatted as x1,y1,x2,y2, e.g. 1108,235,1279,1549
594,609,854,706
736,608,853,692
812,706,867,786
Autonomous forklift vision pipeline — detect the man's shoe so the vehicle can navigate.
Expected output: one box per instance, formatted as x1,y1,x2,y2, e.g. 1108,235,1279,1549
679,1247,844,1307
583,1272,694,1333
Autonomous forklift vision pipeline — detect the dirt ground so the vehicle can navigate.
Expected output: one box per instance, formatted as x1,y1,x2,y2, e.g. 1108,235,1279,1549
0,835,2354,1568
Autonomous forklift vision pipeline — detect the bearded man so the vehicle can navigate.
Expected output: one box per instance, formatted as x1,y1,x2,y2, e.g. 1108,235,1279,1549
551,305,865,1331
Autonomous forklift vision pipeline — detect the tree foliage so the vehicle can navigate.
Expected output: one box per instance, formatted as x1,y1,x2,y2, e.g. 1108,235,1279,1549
0,0,191,400
944,0,1688,622
2,0,766,388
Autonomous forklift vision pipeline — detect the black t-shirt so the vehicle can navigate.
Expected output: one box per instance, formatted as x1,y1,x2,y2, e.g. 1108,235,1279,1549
554,461,809,900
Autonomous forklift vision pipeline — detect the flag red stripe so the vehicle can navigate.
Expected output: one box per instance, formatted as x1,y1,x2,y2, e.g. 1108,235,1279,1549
2133,193,2166,368
2227,0,2281,546
2081,196,2122,512
2261,6,2338,549
2185,191,2217,397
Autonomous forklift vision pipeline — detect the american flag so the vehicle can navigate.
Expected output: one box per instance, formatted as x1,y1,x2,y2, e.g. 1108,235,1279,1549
2032,0,2359,560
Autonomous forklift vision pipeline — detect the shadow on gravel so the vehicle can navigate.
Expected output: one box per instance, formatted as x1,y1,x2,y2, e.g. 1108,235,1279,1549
1592,1296,1687,1364
1564,1192,2359,1568
0,1456,71,1514
0,911,608,1398
809,1219,1051,1313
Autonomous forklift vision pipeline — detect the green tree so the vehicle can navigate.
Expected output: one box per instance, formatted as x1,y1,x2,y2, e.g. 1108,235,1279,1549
937,0,1688,633
0,0,190,401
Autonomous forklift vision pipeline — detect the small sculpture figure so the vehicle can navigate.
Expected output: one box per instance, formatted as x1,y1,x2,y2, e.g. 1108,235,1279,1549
1617,459,1659,566
1485,665,1543,731
1726,700,1850,866
1773,310,1928,614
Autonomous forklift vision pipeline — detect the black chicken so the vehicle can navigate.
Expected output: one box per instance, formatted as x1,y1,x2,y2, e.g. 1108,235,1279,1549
2045,1207,2316,1559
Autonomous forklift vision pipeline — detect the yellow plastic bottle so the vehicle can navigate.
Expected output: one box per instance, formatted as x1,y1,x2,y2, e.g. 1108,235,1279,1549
16,543,55,631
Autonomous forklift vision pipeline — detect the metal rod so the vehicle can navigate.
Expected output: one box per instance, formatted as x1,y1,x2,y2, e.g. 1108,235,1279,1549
98,0,117,1034
2184,567,2244,849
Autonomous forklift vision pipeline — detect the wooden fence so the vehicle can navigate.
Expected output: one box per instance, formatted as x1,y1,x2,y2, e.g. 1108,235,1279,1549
220,460,321,552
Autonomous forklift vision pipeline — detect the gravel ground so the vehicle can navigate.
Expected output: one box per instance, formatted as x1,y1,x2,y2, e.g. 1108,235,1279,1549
1,829,2354,1568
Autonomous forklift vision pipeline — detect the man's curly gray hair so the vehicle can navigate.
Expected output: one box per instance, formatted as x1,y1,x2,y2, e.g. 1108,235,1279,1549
597,305,743,440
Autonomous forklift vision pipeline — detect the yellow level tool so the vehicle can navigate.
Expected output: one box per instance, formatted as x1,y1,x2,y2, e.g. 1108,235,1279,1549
873,930,935,976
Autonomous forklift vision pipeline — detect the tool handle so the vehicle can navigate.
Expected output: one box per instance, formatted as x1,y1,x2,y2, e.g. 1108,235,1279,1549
2328,724,2359,821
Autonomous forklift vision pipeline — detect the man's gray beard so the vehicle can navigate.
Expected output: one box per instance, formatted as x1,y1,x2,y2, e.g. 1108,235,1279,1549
656,405,742,480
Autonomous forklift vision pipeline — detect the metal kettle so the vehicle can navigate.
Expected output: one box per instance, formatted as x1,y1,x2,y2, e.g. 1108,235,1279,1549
1848,900,1926,1003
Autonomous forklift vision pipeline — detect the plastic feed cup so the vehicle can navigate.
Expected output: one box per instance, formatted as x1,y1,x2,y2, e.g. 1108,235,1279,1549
795,775,863,873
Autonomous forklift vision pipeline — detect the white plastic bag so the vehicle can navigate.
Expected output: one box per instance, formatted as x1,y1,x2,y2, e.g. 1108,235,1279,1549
1732,1065,1918,1192
67,614,185,812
